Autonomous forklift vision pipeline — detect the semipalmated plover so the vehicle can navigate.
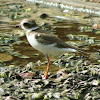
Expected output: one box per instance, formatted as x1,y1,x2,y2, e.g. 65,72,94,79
18,19,85,79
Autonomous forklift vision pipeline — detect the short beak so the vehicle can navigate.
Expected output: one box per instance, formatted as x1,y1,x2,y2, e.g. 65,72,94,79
15,24,21,28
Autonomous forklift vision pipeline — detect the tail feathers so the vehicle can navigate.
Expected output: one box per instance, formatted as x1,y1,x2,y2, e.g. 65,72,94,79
67,45,90,55
64,48,77,52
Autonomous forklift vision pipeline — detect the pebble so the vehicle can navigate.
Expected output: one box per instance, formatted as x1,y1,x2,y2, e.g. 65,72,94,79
0,88,4,96
53,92,61,99
5,96,18,100
32,92,44,100
91,80,99,86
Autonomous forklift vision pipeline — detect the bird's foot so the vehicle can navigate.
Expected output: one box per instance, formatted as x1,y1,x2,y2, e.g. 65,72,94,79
42,74,48,79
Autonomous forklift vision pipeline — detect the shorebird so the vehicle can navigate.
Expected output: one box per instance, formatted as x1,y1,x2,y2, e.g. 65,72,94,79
17,19,84,79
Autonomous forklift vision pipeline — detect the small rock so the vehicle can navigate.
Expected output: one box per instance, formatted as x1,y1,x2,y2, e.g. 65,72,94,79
61,89,71,96
84,93,92,100
91,80,99,86
81,70,89,75
32,92,44,100
56,68,68,82
0,88,4,96
25,8,32,12
43,80,50,86
40,13,48,19
5,96,18,100
43,95,49,100
56,68,67,77
47,92,53,98
63,9,69,13
53,92,61,99
26,62,35,71
0,78,4,83
9,5,18,11
20,72,34,79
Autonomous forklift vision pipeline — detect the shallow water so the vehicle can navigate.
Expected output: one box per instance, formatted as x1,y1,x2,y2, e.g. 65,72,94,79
4,20,100,72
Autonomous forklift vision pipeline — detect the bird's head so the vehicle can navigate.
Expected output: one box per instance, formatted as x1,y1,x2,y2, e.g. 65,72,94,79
16,19,39,32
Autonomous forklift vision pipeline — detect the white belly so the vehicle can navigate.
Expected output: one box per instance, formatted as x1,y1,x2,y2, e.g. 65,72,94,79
26,34,77,56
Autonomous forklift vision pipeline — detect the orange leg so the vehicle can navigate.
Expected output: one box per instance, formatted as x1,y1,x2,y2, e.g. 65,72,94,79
44,56,51,79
